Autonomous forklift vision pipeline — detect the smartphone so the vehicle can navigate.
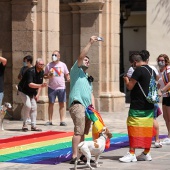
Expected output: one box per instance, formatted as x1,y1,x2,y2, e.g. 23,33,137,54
97,37,104,41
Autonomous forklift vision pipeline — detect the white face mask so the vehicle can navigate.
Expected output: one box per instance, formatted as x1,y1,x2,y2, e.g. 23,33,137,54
52,54,58,62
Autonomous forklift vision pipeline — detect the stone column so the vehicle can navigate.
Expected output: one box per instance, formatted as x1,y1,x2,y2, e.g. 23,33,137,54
12,0,60,120
36,0,60,120
68,0,125,112
98,0,125,112
12,0,36,119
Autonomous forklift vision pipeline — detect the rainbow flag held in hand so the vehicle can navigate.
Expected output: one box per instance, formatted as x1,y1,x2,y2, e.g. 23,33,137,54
85,105,110,149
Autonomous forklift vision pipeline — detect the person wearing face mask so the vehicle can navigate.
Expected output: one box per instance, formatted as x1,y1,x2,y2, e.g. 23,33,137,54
17,55,33,122
18,58,47,132
157,54,170,145
44,50,70,126
18,55,33,80
69,36,98,164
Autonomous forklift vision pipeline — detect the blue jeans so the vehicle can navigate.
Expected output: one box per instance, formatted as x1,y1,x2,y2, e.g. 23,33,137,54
0,92,4,106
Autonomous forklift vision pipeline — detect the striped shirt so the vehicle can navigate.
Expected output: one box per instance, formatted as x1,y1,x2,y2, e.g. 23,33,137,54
69,61,93,107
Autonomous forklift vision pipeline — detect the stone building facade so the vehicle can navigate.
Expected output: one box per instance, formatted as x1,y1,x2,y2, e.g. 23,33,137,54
0,0,124,120
1,0,170,120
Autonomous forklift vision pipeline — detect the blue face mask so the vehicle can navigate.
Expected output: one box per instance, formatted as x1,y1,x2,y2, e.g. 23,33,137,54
23,62,27,67
158,61,165,68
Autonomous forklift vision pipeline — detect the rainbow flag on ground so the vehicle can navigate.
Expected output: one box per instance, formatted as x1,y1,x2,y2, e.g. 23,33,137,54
0,131,167,165
0,131,130,165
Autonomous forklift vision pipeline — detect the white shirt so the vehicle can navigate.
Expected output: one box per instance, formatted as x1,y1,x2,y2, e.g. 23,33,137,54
149,65,159,76
127,66,134,78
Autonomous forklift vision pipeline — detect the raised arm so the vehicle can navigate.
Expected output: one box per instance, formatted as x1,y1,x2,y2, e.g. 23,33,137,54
77,36,98,67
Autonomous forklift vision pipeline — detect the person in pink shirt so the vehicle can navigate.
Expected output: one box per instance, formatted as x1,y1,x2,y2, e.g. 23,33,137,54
44,50,70,126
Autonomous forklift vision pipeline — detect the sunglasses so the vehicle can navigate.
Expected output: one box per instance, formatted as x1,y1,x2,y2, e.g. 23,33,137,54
158,60,165,62
52,54,57,57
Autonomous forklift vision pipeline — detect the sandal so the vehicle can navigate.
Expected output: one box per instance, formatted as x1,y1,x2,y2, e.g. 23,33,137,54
31,126,42,131
22,127,28,132
69,157,77,164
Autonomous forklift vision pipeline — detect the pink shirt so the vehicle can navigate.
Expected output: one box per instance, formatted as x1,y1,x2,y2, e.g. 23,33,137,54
45,61,69,90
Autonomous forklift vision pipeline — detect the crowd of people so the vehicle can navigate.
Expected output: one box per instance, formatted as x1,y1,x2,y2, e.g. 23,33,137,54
1,35,170,164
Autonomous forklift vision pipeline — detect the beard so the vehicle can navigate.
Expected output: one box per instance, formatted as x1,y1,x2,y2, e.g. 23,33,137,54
81,65,88,70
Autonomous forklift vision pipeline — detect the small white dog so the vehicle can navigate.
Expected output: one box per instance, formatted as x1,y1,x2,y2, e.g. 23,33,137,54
74,127,112,170
0,102,12,130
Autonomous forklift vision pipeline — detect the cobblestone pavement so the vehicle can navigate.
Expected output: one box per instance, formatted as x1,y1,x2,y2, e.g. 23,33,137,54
0,104,169,170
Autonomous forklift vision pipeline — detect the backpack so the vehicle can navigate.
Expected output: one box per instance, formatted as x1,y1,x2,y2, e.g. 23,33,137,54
138,66,159,104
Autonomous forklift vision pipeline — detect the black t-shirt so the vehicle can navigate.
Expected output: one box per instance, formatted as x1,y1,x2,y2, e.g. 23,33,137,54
0,63,6,92
130,65,155,110
18,66,44,97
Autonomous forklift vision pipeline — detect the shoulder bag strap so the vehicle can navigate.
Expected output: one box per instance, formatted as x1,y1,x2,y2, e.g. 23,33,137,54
141,66,152,76
162,67,169,85
138,82,146,97
138,66,152,97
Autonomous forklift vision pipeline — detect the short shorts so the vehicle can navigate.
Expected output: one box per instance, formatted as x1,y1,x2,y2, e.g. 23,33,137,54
162,97,170,107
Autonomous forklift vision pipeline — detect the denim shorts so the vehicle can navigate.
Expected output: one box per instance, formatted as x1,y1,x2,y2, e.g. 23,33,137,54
48,87,66,103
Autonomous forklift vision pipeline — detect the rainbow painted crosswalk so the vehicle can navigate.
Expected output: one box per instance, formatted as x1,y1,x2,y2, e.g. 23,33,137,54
0,131,166,165
0,131,128,165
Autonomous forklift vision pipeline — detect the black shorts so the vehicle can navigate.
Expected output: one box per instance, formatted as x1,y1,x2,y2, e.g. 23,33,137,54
162,97,170,106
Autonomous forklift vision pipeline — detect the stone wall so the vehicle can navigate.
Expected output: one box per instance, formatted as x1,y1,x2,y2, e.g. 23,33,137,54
60,0,125,112
0,0,12,106
1,0,125,121
147,0,170,64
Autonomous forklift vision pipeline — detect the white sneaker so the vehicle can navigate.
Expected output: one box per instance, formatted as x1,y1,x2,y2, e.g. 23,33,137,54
119,152,137,163
161,138,170,145
137,152,152,161
154,141,162,148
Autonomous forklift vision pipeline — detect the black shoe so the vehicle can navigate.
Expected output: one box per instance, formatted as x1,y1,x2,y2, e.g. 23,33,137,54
80,155,95,163
60,122,67,126
69,157,77,164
